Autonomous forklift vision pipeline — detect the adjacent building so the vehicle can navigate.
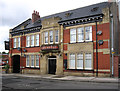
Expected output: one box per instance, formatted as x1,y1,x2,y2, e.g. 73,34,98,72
8,2,120,77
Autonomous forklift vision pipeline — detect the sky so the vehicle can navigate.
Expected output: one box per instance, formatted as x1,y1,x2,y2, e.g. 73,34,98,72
0,0,119,52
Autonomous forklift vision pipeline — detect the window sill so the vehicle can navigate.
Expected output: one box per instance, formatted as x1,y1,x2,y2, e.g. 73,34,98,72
25,46,40,48
69,41,93,44
25,67,40,69
66,69,94,71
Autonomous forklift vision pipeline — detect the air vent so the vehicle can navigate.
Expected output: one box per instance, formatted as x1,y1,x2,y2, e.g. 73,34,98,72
91,7,99,12
65,12,73,17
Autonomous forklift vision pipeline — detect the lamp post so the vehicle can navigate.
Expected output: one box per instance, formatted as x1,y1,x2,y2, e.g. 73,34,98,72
95,21,98,77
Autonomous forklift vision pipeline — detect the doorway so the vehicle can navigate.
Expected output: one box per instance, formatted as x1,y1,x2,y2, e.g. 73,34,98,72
12,55,20,73
48,56,56,74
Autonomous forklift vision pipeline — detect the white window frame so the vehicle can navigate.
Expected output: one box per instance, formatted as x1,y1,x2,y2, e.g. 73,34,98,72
26,36,30,47
18,37,20,47
31,35,34,47
14,38,17,48
85,26,92,41
85,53,92,70
77,53,83,69
35,34,39,46
42,33,44,44
55,30,59,43
77,27,84,42
49,31,53,44
31,55,34,67
69,54,75,69
44,32,48,44
35,55,39,67
70,28,76,43
26,55,30,67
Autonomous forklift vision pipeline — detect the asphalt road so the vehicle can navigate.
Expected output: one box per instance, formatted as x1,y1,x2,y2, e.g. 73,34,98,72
2,75,119,90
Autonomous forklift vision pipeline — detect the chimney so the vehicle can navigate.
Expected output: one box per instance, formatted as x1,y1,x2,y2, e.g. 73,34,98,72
32,10,40,23
108,0,116,2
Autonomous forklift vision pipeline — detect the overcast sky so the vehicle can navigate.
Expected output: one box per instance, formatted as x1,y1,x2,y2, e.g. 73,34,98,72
0,0,119,52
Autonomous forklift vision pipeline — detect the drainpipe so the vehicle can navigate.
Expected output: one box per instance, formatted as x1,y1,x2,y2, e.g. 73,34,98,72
95,21,98,77
110,13,114,76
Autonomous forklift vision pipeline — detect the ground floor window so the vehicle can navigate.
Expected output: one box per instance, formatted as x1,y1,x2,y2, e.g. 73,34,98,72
26,55,30,67
36,55,39,67
26,55,40,68
69,52,92,70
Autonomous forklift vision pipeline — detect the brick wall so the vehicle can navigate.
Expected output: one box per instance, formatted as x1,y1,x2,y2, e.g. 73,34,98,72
114,56,119,77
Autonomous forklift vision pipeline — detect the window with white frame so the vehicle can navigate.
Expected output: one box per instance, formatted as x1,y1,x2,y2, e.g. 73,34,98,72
70,26,92,43
85,53,92,69
26,36,30,47
77,27,84,42
31,55,34,67
26,55,30,67
36,55,39,67
49,31,53,43
18,37,20,47
55,30,59,43
35,34,39,46
85,26,92,41
42,33,44,44
31,35,34,46
69,54,75,69
70,28,76,43
77,53,83,69
14,38,17,48
69,53,92,70
44,32,48,44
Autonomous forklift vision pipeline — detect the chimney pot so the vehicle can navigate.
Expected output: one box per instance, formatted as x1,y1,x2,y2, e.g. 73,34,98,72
32,10,40,23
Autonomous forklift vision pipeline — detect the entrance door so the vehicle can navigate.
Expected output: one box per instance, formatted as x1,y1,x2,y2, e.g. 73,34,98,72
48,56,56,74
12,55,20,73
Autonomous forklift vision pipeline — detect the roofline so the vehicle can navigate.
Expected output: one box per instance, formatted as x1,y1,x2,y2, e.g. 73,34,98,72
40,2,108,20
58,14,104,23
12,18,31,30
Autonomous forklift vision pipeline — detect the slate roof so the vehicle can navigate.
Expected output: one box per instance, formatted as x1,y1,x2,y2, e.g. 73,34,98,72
41,2,109,22
12,2,110,31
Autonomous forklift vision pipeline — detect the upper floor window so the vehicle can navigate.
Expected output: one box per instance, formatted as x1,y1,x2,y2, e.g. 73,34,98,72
26,36,30,47
31,35,34,46
85,26,92,41
77,27,84,42
13,37,20,48
70,26,92,43
42,30,59,45
14,38,17,48
44,32,48,44
49,31,53,44
35,34,39,46
55,30,59,43
18,37,20,47
70,28,76,43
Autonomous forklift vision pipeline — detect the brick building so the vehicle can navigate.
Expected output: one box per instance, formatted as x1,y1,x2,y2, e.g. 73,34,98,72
8,2,120,77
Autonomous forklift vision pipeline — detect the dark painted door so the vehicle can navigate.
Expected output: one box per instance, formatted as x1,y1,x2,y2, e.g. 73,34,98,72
13,55,20,73
48,59,56,74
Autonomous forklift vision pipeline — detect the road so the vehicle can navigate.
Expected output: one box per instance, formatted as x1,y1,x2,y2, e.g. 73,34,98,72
2,74,119,90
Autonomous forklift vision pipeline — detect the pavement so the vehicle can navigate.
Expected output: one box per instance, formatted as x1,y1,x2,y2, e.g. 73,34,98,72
2,73,119,83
